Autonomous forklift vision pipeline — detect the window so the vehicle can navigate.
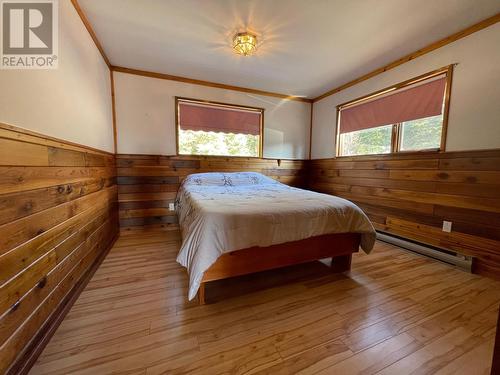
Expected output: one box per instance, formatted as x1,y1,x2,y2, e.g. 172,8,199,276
176,98,263,157
336,66,452,157
339,125,393,156
399,114,443,151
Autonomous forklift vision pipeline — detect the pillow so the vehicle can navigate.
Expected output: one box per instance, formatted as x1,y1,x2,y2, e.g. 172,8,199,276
183,172,278,187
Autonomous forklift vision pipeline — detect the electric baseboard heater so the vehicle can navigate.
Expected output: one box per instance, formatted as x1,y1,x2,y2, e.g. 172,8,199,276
376,231,474,273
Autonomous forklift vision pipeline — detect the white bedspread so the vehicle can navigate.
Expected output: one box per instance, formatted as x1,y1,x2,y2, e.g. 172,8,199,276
176,172,376,300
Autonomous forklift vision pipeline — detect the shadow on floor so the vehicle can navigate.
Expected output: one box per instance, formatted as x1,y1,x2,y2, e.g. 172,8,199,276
204,259,351,304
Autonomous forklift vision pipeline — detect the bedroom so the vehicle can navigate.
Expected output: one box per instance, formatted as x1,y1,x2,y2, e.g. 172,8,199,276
0,0,499,373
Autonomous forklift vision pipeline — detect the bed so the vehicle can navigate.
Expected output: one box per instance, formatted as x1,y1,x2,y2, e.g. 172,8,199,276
176,172,376,303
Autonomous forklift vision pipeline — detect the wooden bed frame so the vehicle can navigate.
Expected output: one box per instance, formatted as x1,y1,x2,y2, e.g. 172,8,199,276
198,232,361,304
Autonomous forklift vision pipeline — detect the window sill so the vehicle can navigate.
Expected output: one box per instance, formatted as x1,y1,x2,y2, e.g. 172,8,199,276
334,148,442,160
178,153,262,159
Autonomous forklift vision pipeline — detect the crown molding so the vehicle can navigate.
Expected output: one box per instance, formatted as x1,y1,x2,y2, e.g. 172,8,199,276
111,66,313,103
71,0,111,67
71,0,312,104
313,13,500,102
70,3,498,106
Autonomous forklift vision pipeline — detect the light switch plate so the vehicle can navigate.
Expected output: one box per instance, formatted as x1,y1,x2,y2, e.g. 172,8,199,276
442,221,452,232
169,203,175,211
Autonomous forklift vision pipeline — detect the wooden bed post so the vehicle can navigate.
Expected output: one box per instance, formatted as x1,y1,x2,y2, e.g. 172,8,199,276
331,254,352,272
198,282,206,305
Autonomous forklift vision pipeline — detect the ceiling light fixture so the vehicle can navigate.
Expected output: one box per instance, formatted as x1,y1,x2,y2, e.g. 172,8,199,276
233,32,257,56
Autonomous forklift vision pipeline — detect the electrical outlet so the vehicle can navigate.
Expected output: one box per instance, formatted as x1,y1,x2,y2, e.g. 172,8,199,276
442,221,452,233
169,203,175,211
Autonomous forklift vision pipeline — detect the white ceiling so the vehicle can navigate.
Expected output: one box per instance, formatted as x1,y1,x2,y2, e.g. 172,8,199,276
79,0,500,98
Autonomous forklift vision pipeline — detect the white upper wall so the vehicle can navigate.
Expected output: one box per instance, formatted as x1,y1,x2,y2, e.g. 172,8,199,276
114,72,311,159
311,23,500,159
0,1,114,152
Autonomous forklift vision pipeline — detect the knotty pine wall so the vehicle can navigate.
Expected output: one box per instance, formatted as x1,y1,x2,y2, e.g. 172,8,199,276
309,149,500,278
0,124,119,373
117,154,307,232
117,150,500,280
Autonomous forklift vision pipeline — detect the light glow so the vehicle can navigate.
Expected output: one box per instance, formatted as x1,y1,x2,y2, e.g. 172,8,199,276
233,32,257,56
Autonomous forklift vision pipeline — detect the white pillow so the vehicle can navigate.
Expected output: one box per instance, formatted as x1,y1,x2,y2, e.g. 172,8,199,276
183,172,278,187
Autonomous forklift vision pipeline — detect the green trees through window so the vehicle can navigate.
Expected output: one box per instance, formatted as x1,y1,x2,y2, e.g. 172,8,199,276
400,115,443,151
339,114,443,156
178,130,259,157
339,125,392,156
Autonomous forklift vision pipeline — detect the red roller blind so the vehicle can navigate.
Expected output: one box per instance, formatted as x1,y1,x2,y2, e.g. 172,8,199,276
339,76,446,134
179,101,261,136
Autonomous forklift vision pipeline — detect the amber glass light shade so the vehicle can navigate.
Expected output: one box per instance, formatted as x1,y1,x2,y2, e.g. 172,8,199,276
233,32,257,56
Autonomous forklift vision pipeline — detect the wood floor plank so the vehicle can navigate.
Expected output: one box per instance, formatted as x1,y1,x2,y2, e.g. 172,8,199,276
314,333,420,375
29,230,500,375
1,218,117,373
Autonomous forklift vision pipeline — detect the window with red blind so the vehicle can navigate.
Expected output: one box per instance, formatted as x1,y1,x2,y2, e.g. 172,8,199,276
336,66,452,157
176,98,263,157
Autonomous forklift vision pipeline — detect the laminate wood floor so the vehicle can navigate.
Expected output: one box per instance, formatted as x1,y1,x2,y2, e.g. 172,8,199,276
30,230,500,374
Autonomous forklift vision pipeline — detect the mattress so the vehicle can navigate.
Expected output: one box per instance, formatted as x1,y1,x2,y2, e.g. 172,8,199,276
176,172,376,300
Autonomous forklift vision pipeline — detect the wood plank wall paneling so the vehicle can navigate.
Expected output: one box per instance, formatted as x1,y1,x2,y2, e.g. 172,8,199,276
116,154,307,232
308,149,500,279
0,125,119,374
117,151,500,280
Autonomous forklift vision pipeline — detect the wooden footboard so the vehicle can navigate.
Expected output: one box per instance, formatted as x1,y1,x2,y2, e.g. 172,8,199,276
199,233,361,304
